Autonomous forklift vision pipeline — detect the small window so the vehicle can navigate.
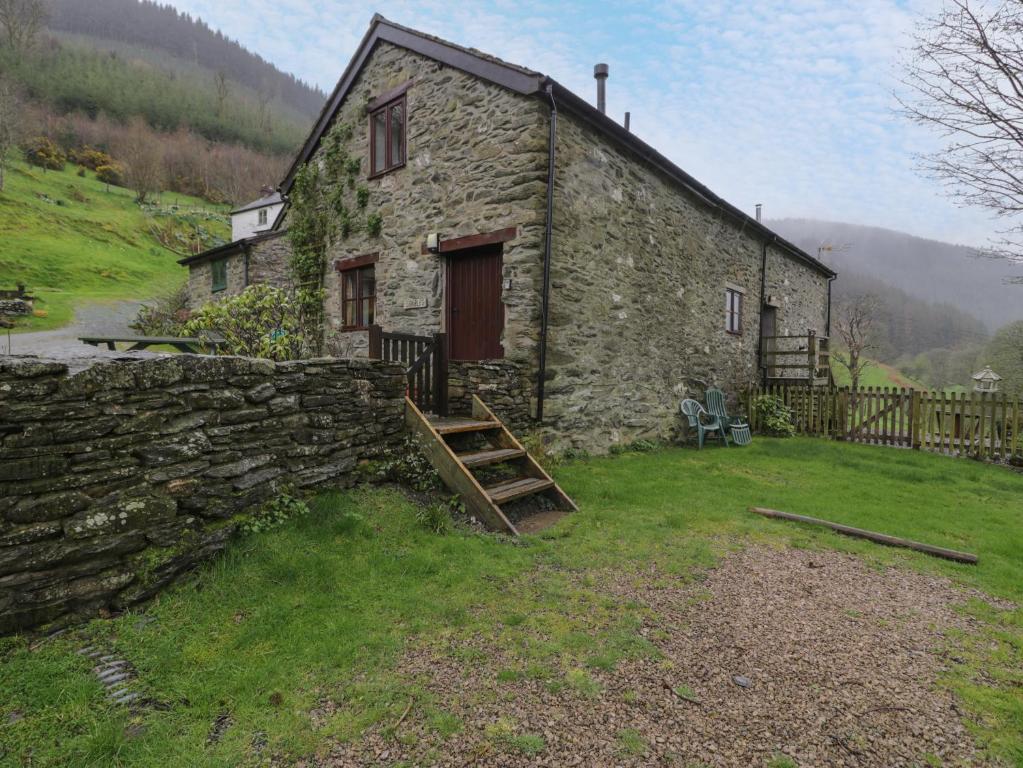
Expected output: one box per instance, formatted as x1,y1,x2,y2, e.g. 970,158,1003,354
257,208,268,226
725,288,743,334
369,95,405,176
342,264,376,328
211,258,228,292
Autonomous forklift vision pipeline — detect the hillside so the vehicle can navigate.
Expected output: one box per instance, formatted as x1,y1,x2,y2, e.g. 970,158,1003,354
769,219,1023,330
46,0,324,118
0,153,229,332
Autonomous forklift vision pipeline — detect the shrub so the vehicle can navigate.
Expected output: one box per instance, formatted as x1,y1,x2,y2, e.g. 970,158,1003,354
240,492,310,535
95,162,125,187
752,394,795,437
22,137,66,171
415,496,460,534
182,284,305,361
69,146,115,171
381,435,441,492
131,283,191,337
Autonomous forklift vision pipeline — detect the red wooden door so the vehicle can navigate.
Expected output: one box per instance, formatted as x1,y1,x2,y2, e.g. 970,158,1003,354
446,244,504,361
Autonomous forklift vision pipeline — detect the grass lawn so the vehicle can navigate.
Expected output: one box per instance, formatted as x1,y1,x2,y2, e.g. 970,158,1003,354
831,357,929,390
0,153,229,332
1,439,1021,766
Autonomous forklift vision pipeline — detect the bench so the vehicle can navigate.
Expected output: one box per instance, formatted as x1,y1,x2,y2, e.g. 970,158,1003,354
79,335,224,354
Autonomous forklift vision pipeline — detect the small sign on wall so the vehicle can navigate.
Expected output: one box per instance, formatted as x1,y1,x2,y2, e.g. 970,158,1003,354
403,296,429,309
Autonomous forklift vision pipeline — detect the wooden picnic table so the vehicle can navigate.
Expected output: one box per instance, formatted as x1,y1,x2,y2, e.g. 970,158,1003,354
79,336,222,354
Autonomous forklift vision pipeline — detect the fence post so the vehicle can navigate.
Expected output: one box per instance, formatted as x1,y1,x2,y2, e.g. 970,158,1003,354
432,332,448,417
367,324,382,360
910,389,921,450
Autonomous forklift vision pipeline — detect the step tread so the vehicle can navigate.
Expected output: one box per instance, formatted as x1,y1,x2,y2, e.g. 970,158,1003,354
458,448,525,468
486,476,555,504
432,417,502,435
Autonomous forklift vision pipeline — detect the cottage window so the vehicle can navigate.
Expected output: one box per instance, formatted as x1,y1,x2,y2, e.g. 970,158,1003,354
369,95,405,176
341,264,376,329
211,258,228,293
258,208,268,226
725,288,743,334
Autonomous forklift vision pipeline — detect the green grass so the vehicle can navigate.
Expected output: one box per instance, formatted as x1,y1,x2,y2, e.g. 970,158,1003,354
831,357,929,390
1,439,1022,766
0,153,228,332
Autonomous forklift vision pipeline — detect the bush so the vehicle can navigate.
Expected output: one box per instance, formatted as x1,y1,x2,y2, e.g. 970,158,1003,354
95,162,125,187
182,284,305,361
752,394,795,437
381,435,441,492
131,283,191,337
68,146,115,171
22,137,66,171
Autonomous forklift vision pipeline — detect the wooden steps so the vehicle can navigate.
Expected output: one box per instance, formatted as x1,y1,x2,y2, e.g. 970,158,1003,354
459,447,525,468
404,395,577,535
486,477,554,504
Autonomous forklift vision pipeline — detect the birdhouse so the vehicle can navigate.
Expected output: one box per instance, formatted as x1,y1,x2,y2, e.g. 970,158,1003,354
972,365,1002,393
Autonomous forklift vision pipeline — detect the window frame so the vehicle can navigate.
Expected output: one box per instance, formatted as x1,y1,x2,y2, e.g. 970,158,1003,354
725,288,743,335
211,258,228,293
337,254,378,330
368,94,406,178
257,207,268,226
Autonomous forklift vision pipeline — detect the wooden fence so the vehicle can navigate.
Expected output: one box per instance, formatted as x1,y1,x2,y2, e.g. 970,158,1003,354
368,326,449,416
747,384,1023,461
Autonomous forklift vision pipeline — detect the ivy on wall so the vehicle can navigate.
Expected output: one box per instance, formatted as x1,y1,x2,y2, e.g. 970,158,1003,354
287,120,384,352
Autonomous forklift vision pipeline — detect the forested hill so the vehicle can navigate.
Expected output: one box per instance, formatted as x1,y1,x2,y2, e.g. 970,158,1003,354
45,0,324,118
769,219,1023,330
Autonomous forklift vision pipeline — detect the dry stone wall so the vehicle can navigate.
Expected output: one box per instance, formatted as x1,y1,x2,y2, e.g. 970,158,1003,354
0,354,404,634
447,360,532,432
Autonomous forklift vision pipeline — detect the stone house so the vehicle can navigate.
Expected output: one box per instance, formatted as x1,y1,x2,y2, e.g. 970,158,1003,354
181,15,836,450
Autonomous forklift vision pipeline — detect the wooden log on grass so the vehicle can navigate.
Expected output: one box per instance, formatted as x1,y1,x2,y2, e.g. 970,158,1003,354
748,507,978,565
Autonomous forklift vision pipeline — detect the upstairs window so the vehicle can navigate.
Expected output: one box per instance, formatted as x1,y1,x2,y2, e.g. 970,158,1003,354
369,95,405,177
211,258,228,293
725,288,743,334
257,208,268,226
341,263,376,329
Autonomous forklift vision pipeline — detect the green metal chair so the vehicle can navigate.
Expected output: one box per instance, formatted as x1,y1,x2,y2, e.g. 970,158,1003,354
680,398,729,449
705,388,752,446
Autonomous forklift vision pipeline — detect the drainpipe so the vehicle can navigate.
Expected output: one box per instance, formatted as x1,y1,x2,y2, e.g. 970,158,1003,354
243,245,250,288
825,275,836,337
536,82,558,422
755,237,772,383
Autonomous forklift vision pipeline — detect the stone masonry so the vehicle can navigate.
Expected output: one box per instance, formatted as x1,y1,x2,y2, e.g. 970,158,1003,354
309,41,550,371
185,232,293,309
0,354,404,634
542,112,829,450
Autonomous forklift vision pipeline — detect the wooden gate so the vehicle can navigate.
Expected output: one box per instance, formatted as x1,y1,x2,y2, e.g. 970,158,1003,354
747,384,1022,460
368,327,449,416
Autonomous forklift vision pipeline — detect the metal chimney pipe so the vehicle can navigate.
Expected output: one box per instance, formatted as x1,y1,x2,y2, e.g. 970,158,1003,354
594,63,609,114
755,203,762,222
624,111,630,131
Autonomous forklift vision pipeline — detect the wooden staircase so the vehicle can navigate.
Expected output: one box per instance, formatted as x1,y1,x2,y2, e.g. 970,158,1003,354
405,395,577,535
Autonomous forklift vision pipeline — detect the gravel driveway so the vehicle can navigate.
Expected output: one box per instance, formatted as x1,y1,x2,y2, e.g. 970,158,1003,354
322,547,1001,767
1,300,153,359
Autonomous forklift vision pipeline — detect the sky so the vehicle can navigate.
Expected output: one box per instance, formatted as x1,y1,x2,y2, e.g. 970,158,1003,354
164,0,1002,247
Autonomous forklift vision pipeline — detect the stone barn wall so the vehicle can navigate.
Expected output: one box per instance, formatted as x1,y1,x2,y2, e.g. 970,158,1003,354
0,354,404,634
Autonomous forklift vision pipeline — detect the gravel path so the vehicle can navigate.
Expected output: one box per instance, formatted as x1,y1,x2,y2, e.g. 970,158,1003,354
1,300,151,359
321,547,1002,767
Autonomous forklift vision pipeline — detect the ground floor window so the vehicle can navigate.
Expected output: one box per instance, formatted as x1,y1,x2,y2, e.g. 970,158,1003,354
211,258,228,292
342,264,376,329
725,287,743,334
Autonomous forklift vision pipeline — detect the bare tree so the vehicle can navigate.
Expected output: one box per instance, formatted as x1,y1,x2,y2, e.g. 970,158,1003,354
832,294,880,391
900,1,1023,267
214,70,229,118
0,76,20,192
118,117,163,204
0,0,46,54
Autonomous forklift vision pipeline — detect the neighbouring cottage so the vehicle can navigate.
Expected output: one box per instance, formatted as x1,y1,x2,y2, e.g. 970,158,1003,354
181,15,836,450
231,187,284,241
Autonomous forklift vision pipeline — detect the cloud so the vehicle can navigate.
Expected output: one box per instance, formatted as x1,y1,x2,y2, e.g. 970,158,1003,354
165,0,999,246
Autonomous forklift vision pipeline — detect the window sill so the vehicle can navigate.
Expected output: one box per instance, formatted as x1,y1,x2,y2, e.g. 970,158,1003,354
368,161,406,181
725,330,742,336
341,325,372,332
212,287,226,294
